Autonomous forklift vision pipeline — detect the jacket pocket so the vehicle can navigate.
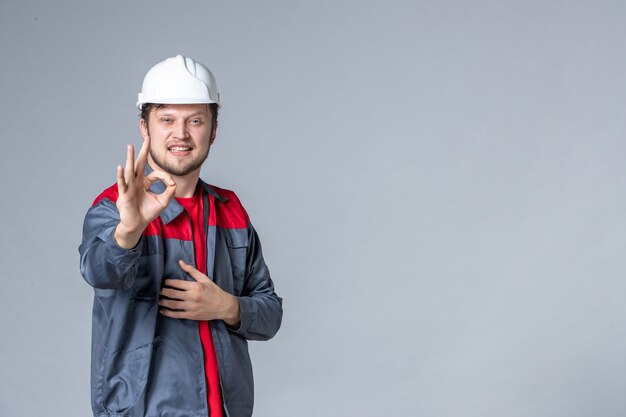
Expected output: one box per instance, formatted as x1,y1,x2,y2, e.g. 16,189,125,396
224,230,249,295
98,342,154,413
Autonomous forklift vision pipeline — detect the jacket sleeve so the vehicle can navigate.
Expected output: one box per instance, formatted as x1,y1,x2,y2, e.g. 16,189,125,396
79,198,143,290
232,224,283,341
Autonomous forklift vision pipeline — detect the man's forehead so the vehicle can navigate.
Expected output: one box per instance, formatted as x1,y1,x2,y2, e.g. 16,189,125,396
152,103,211,116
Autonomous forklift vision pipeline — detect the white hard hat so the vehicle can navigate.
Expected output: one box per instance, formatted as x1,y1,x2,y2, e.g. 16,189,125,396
137,55,221,109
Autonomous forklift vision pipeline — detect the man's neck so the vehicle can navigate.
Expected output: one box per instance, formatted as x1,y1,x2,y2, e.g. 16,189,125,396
172,172,200,198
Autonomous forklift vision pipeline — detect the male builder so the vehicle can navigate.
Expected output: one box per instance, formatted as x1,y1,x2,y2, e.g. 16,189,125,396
79,55,283,417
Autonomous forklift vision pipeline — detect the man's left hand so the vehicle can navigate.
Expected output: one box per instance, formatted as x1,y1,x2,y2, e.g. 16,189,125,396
159,260,241,327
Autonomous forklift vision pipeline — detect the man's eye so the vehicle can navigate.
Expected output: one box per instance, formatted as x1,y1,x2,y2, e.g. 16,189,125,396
190,119,202,125
161,118,172,123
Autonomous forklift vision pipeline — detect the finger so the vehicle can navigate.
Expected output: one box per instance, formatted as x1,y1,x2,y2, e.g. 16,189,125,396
144,170,176,199
141,171,176,209
143,173,160,194
144,170,176,188
116,165,127,194
159,308,191,319
159,298,188,310
179,260,212,283
135,136,150,177
124,144,135,184
155,179,177,208
145,169,176,186
161,279,191,292
147,169,176,193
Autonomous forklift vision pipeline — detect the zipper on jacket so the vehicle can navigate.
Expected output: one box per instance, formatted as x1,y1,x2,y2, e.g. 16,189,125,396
183,210,197,270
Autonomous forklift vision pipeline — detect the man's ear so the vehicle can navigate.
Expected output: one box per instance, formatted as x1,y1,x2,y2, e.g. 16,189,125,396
210,122,218,145
139,118,150,140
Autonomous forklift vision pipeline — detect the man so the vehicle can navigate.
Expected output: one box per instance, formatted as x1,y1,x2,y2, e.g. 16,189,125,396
79,55,282,417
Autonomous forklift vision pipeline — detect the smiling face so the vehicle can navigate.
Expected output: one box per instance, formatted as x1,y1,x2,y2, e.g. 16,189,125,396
140,104,217,178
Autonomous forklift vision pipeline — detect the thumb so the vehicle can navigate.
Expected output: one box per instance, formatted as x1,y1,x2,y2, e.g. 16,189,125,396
179,260,211,283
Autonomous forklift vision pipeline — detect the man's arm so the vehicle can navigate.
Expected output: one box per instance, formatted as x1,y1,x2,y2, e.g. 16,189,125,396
79,197,143,290
79,137,176,289
233,224,283,341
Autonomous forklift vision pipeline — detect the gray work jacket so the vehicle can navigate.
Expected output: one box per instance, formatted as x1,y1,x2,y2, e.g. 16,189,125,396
79,177,282,417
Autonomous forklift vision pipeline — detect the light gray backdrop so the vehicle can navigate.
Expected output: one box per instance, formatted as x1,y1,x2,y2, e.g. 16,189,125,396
1,1,625,416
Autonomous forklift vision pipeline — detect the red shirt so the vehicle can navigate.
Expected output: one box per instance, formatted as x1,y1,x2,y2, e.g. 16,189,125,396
177,189,224,417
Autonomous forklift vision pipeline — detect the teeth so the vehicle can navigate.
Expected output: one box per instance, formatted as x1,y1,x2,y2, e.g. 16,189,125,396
170,146,191,151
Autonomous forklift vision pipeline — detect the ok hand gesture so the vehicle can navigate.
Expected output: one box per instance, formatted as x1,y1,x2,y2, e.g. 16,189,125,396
114,137,177,249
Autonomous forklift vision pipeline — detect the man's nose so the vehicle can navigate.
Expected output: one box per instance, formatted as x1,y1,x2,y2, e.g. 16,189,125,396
173,121,189,139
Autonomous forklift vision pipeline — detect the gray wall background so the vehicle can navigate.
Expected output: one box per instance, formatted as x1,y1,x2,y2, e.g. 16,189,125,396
1,1,626,416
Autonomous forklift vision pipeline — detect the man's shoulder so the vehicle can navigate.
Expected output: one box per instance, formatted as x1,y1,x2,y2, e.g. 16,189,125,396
206,184,250,229
91,183,119,207
208,184,239,202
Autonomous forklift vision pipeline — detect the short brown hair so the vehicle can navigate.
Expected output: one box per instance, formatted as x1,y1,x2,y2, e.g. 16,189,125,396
140,103,219,126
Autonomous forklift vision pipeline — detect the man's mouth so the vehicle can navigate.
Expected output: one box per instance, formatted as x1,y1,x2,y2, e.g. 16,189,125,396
169,146,192,151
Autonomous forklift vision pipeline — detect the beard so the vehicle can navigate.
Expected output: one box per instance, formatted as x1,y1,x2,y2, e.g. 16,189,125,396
149,146,210,176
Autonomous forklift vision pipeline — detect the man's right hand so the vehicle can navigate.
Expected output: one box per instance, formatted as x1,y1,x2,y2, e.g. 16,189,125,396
114,137,177,249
